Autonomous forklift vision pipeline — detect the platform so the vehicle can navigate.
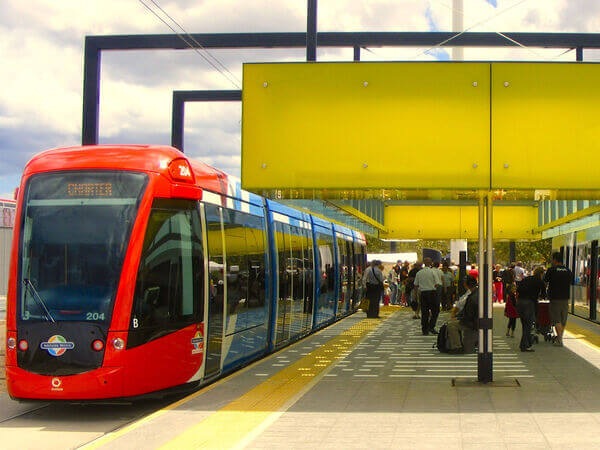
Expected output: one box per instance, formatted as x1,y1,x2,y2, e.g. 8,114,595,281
3,306,600,449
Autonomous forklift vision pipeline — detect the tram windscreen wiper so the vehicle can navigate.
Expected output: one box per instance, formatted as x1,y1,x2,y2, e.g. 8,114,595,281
23,278,56,323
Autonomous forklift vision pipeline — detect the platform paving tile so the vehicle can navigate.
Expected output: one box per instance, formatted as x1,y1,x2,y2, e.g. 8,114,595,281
243,306,600,449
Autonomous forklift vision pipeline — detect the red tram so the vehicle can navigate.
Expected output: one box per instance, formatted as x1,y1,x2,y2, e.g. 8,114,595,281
5,145,366,400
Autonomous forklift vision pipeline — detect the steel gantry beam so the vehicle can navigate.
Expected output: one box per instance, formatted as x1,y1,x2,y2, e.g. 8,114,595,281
83,31,600,145
171,90,241,152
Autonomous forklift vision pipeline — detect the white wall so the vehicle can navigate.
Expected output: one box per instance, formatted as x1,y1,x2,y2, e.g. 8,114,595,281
0,228,12,296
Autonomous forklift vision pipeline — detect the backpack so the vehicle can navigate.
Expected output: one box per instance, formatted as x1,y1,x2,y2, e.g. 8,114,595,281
434,323,450,353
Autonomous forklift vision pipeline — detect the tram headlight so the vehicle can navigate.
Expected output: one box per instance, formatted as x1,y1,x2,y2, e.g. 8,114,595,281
112,337,125,350
7,337,16,350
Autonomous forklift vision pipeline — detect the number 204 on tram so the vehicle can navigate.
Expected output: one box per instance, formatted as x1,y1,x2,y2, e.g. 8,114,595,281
5,145,367,401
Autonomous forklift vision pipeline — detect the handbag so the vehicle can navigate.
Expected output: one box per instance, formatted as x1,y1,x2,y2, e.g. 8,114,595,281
359,298,370,311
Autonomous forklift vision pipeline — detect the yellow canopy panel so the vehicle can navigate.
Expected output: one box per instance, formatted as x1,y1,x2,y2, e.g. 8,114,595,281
242,62,600,197
382,204,539,240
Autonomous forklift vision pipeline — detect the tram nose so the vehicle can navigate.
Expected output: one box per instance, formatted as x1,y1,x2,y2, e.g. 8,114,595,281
16,322,107,376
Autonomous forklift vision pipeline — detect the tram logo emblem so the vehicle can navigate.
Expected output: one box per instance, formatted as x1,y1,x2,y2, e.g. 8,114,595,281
191,331,204,355
41,335,75,357
51,378,61,388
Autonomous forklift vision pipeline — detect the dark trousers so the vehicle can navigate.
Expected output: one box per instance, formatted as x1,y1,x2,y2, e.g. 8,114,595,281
366,283,382,318
507,317,517,331
390,283,398,304
420,290,439,334
517,298,535,349
408,289,418,312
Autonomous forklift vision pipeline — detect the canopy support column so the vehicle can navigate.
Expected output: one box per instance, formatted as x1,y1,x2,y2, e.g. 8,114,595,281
478,192,493,382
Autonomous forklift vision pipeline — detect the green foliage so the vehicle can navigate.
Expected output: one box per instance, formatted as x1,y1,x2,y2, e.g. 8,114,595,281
368,237,553,268
468,239,552,266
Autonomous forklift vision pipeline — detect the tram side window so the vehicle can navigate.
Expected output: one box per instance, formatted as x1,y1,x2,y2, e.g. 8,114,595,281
205,204,225,316
223,208,248,330
245,213,267,327
336,237,347,303
222,207,267,332
276,222,291,303
132,199,203,332
305,229,314,307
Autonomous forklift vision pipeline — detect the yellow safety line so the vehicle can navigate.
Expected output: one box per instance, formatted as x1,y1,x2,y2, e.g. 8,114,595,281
161,308,397,450
80,308,398,449
565,320,600,351
79,315,348,450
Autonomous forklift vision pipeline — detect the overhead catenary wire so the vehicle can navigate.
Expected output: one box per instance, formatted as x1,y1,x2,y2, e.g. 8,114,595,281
136,0,241,89
146,0,242,88
415,0,532,60
428,0,544,58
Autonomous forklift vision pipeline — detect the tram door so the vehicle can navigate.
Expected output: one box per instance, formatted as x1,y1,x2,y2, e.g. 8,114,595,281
203,204,225,378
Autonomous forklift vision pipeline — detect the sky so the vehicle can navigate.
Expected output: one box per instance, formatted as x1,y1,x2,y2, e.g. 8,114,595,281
1,0,600,199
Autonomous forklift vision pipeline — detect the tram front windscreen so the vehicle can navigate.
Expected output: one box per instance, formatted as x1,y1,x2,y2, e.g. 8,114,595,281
18,171,147,324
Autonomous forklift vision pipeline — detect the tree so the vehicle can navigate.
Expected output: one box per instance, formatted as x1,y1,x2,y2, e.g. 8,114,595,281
467,239,552,267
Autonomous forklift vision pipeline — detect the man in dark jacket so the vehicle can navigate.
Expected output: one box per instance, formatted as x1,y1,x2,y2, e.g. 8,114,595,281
458,275,479,331
517,266,546,352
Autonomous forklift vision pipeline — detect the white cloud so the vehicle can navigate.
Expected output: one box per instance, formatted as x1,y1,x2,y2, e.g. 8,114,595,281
0,0,598,194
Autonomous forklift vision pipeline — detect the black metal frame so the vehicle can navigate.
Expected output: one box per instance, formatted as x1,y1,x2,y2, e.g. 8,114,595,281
171,90,241,151
82,31,599,145
80,0,600,384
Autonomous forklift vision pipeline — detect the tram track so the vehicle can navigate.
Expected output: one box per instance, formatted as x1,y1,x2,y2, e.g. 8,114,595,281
0,393,180,450
0,403,51,424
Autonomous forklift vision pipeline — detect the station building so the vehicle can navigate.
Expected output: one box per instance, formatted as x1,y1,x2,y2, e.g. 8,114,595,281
0,198,16,296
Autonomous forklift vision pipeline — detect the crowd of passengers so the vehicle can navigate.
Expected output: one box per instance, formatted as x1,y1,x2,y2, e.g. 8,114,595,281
362,252,573,353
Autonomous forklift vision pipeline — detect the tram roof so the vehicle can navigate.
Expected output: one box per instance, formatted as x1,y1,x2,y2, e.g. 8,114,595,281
23,145,226,194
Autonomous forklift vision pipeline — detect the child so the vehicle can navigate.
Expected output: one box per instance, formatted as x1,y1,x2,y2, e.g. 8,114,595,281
504,282,518,337
383,280,391,306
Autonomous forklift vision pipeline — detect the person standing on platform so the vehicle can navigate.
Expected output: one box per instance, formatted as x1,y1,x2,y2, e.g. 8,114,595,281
516,266,546,352
407,262,422,319
493,264,504,303
504,280,518,337
414,257,441,335
442,262,455,310
400,261,410,306
364,260,384,319
468,263,479,281
387,261,402,305
514,261,525,285
544,252,574,347
433,261,444,312
502,266,515,303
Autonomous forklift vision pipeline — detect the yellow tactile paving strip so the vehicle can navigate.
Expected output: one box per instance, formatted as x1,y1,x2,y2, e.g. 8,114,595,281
160,308,397,450
565,318,600,349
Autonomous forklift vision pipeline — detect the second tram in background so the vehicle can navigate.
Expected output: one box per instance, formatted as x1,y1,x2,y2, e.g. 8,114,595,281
5,145,366,401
